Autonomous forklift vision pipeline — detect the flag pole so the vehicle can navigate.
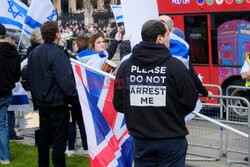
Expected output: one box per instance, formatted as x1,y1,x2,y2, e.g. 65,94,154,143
70,58,115,79
193,112,248,138
17,24,26,51
71,58,249,139
17,30,24,50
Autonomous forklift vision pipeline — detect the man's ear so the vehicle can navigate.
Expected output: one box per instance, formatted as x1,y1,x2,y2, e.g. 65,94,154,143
156,35,163,44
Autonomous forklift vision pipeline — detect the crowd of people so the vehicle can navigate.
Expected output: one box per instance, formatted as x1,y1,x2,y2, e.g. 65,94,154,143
0,14,214,167
60,22,125,52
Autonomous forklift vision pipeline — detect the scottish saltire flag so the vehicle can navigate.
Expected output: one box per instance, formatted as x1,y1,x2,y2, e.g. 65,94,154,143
24,0,57,35
72,62,133,167
8,82,31,111
110,5,124,23
0,0,28,31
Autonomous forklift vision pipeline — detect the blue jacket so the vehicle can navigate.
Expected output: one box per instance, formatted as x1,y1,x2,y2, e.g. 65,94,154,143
28,43,77,107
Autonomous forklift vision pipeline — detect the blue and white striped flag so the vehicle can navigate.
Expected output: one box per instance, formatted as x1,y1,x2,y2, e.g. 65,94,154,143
24,0,57,35
8,82,32,111
110,5,124,23
0,0,28,32
169,32,190,69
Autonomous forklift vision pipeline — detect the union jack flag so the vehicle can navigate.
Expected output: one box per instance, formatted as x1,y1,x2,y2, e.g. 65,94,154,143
72,62,133,167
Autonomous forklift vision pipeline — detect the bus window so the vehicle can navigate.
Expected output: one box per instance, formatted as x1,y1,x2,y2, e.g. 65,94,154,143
184,15,209,64
210,12,250,66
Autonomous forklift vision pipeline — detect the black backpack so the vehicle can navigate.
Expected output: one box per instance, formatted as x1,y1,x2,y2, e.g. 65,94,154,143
21,64,30,91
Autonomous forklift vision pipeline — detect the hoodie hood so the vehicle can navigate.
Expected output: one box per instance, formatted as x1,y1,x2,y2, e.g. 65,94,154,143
0,42,18,57
130,41,171,69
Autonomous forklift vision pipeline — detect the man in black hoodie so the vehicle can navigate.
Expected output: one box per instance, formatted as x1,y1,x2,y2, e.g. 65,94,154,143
0,24,20,165
113,20,198,167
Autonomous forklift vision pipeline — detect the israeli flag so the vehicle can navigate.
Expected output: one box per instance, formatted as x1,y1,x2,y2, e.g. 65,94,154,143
0,0,28,31
110,5,124,23
24,0,57,35
169,32,190,69
8,82,32,112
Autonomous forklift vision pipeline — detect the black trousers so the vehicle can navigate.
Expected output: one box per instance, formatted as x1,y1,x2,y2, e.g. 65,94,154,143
133,137,187,167
38,105,69,167
68,101,88,150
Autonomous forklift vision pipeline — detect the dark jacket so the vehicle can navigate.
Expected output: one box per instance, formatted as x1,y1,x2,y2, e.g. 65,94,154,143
0,42,20,97
27,43,40,56
113,41,198,140
188,61,208,96
28,42,77,107
119,40,131,60
106,39,120,60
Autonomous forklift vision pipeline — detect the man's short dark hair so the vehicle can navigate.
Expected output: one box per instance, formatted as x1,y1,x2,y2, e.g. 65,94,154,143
41,21,59,43
0,24,6,39
141,21,167,42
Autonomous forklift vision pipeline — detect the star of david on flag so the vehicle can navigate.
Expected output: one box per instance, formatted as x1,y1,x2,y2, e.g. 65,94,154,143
8,0,24,19
24,0,57,35
72,61,133,167
0,0,28,32
47,10,57,21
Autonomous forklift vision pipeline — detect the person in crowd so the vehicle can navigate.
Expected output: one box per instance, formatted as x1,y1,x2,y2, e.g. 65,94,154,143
83,25,90,36
94,23,98,28
62,26,73,51
4,37,25,142
28,21,78,167
157,15,185,40
73,24,80,38
27,28,44,56
241,54,250,162
76,32,122,70
0,24,20,165
92,26,98,35
65,35,89,157
97,27,103,34
21,28,44,146
159,15,212,97
102,26,108,42
21,28,44,97
106,23,112,37
6,29,43,143
241,53,250,86
173,27,185,40
109,25,118,42
113,19,198,167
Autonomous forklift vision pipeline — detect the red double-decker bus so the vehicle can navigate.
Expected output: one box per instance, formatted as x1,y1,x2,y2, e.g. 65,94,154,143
157,0,250,98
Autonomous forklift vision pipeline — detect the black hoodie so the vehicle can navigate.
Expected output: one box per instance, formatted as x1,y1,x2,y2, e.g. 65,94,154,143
113,41,198,140
0,42,20,97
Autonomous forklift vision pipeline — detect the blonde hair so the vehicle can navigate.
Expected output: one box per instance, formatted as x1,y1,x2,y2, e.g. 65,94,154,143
5,37,16,45
30,28,43,44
